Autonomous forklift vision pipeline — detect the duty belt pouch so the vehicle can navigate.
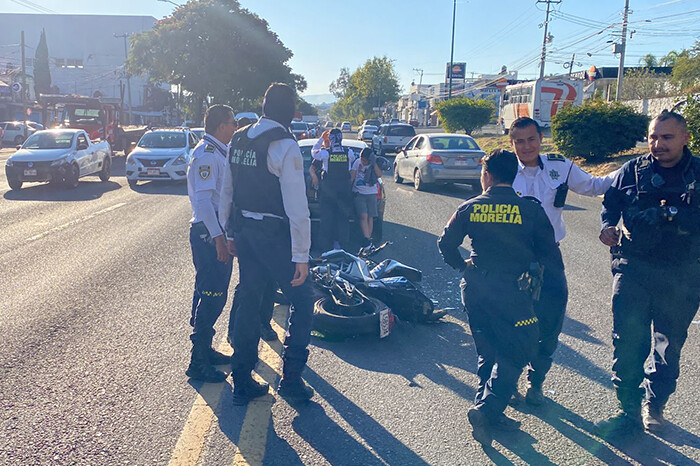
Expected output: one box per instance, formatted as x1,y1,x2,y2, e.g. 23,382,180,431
553,164,574,208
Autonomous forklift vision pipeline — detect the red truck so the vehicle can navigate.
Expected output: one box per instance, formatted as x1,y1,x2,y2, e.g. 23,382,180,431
38,94,146,155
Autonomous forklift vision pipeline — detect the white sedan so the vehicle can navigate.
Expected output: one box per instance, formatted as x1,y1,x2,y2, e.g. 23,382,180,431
125,128,199,188
357,124,378,142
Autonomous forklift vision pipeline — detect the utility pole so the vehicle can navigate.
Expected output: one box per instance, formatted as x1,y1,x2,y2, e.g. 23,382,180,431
537,0,561,79
114,33,133,124
615,0,630,101
568,53,575,76
448,0,456,99
21,31,27,139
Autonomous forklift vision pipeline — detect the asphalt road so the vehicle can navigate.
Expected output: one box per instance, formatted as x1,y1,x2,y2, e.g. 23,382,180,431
1,146,699,465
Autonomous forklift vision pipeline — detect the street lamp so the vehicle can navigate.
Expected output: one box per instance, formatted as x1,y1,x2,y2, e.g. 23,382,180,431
448,0,456,99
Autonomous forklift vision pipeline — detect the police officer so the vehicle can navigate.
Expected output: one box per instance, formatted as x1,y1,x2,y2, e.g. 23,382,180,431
596,110,700,438
186,104,237,382
508,117,615,405
438,149,564,446
312,128,355,251
220,83,317,405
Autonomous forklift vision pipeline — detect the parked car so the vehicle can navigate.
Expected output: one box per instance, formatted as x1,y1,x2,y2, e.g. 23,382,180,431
357,124,378,142
5,129,112,190
125,128,199,188
190,127,205,140
0,121,36,146
235,111,259,122
341,121,352,131
393,133,485,191
27,121,45,131
371,123,416,156
362,119,381,128
297,138,387,246
291,121,311,140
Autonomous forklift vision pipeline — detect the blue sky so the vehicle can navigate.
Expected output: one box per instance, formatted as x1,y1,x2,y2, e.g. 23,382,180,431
1,0,699,96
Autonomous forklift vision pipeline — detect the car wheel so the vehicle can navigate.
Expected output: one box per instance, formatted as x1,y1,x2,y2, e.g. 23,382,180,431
99,156,111,182
64,163,80,189
127,179,138,189
393,164,403,184
13,135,24,145
413,169,426,191
7,175,22,190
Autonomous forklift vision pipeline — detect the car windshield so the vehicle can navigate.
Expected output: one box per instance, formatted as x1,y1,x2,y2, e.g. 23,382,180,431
291,122,307,130
387,125,416,137
138,132,187,148
22,132,74,149
429,136,481,150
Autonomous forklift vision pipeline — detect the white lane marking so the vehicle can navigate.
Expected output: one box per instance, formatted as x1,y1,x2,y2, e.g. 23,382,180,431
25,202,127,242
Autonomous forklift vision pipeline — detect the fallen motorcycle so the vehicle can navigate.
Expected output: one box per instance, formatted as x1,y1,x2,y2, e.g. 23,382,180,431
308,246,447,338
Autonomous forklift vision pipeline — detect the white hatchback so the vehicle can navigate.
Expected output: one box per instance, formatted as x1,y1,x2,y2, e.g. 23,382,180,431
125,128,199,188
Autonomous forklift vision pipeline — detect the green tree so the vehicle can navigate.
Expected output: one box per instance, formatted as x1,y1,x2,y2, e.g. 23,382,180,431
434,98,494,134
621,68,668,100
126,0,305,121
329,67,350,99
297,97,317,116
671,54,700,93
639,53,658,68
551,100,649,159
329,57,400,123
33,29,51,97
682,95,700,154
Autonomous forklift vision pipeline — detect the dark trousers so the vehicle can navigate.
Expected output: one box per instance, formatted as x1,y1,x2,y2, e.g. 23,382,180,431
189,223,233,347
527,266,568,388
228,280,276,340
319,183,352,251
610,256,700,413
461,268,539,419
230,216,316,378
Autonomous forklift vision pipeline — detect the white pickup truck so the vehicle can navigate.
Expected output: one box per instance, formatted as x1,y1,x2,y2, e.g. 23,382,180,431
5,129,112,190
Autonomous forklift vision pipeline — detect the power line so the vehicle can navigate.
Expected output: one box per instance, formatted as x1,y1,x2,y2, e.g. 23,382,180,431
9,0,55,14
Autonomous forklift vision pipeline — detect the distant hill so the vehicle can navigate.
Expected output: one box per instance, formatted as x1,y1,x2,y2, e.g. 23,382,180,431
302,94,337,105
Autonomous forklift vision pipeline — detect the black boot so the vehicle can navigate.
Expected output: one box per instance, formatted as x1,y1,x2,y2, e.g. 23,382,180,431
467,407,493,446
278,376,314,402
642,401,667,433
231,372,269,406
208,347,232,365
594,409,643,440
186,346,227,383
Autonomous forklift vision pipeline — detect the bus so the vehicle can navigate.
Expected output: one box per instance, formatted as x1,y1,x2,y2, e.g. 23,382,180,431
500,78,583,134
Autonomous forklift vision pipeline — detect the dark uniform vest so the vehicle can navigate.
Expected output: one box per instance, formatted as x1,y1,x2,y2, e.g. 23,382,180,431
620,149,700,263
323,148,350,186
229,126,294,218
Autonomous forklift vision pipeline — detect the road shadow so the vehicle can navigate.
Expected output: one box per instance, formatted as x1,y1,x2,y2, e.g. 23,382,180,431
128,180,188,196
561,315,604,345
296,367,430,465
392,179,482,201
3,179,121,201
554,342,612,389
515,399,700,465
562,204,586,211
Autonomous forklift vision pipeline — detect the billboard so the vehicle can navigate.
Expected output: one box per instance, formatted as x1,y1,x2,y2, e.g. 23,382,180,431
445,62,466,81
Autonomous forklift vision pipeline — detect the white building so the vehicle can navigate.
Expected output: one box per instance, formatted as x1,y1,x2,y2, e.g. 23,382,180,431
0,13,156,120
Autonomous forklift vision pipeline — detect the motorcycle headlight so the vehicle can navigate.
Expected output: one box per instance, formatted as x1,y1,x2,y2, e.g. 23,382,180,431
172,154,188,165
50,157,68,166
5,159,13,167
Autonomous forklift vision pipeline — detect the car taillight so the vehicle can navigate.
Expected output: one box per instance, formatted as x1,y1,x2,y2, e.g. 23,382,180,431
426,154,443,164
377,184,382,200
383,136,387,143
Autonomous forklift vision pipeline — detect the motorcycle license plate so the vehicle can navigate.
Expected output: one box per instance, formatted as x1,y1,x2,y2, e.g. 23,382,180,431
24,169,37,176
379,309,391,338
147,168,160,176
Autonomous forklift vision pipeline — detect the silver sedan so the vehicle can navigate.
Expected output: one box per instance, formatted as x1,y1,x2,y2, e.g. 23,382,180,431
393,133,485,191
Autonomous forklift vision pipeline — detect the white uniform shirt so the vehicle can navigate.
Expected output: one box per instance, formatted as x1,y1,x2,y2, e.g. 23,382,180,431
219,117,311,263
187,134,229,238
311,137,355,171
512,154,616,243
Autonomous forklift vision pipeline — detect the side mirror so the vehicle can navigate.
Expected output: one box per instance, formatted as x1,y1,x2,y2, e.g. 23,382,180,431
16,144,22,150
